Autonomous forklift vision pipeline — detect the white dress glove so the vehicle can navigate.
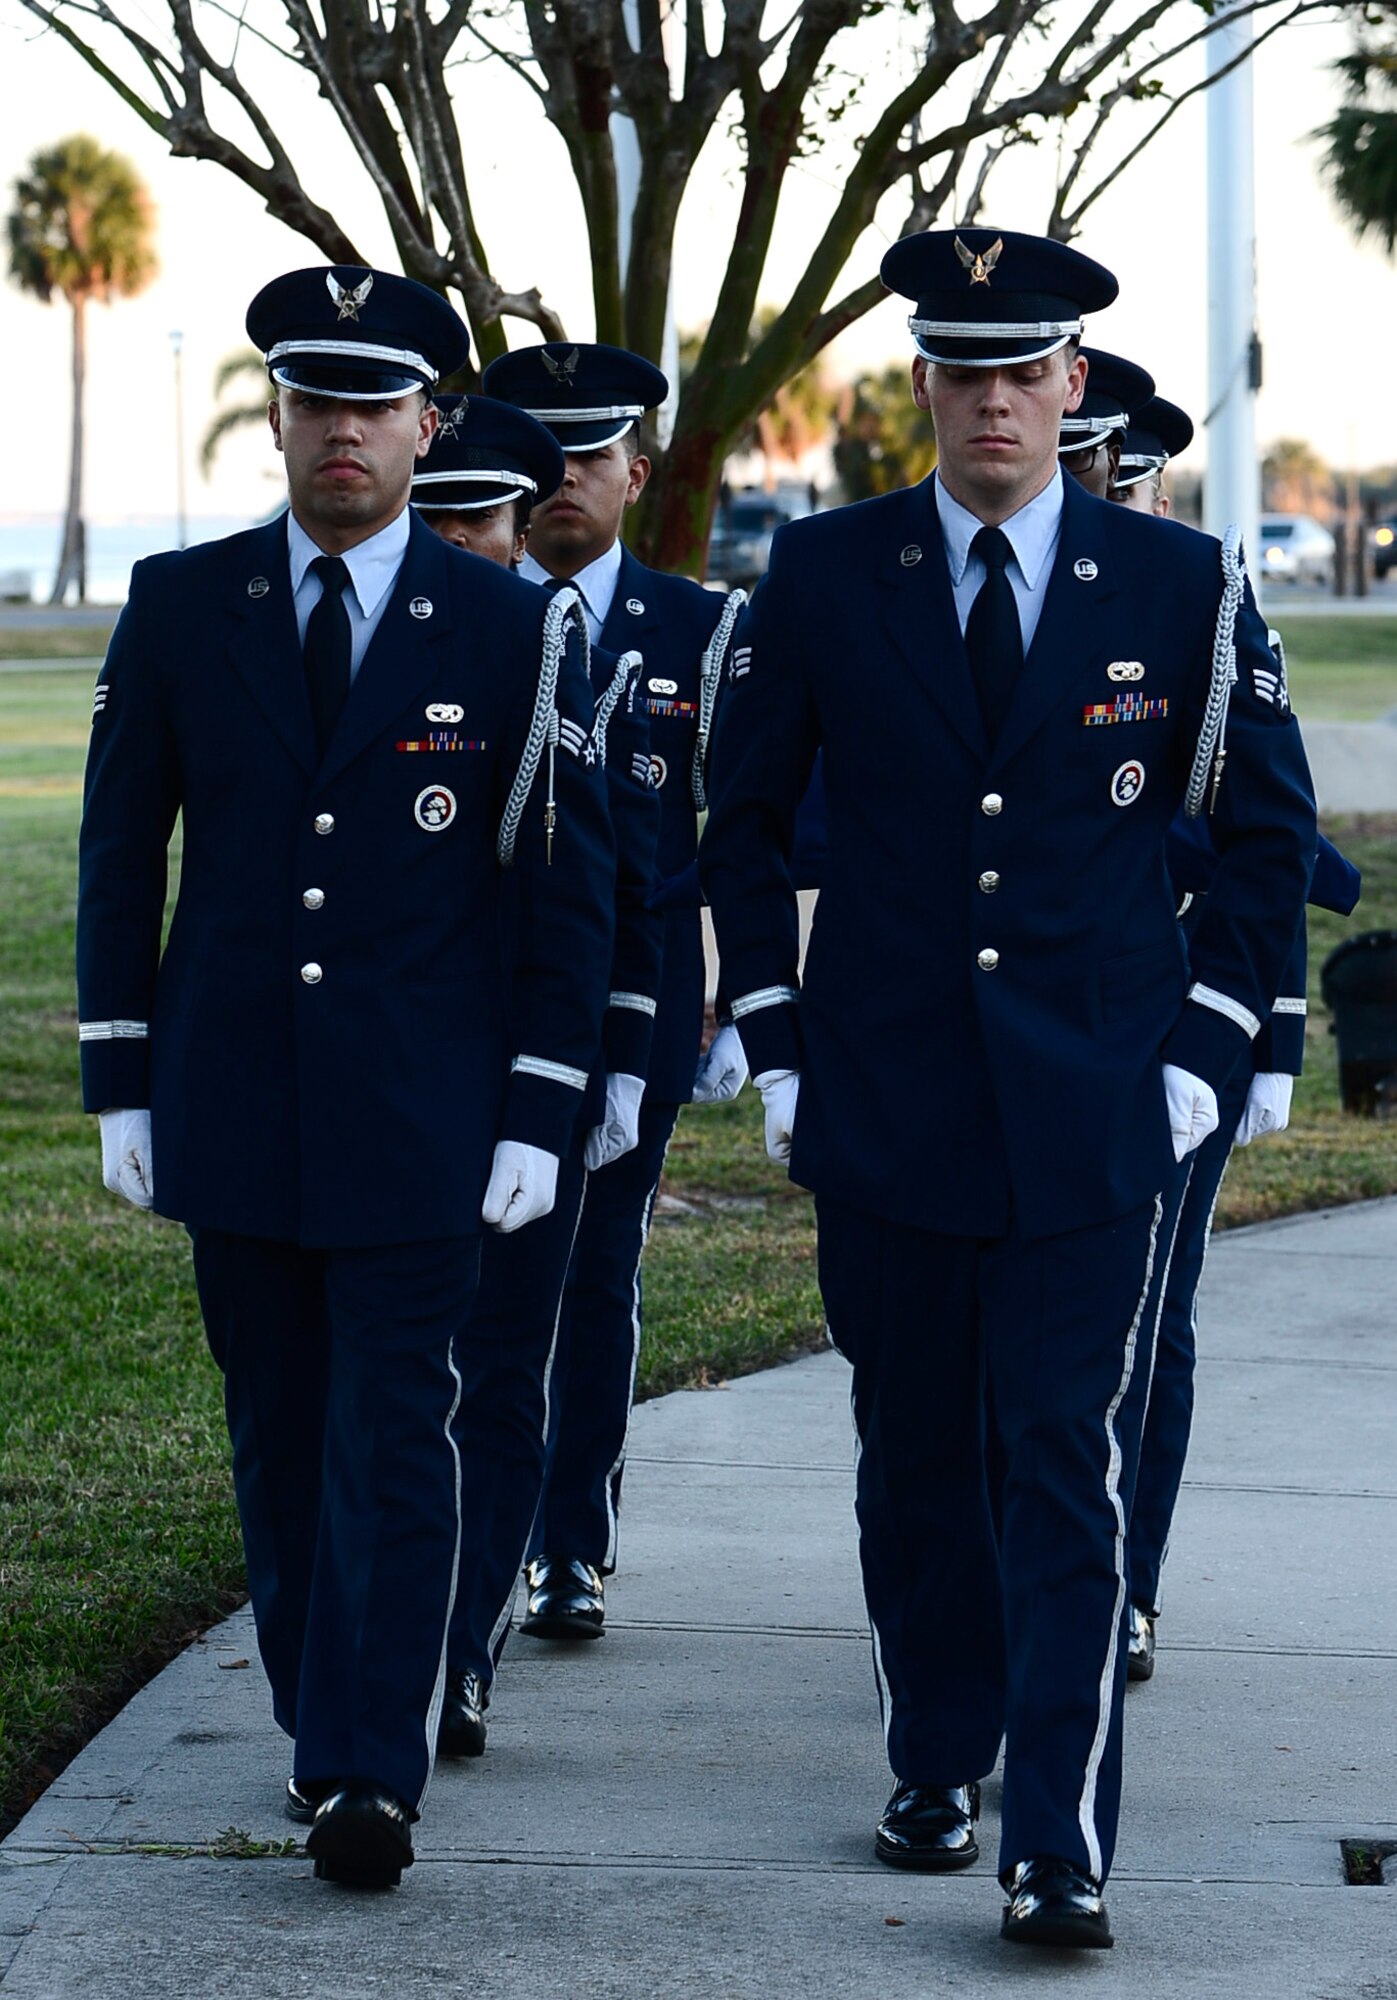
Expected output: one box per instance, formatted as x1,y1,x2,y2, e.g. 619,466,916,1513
482,1141,559,1233
584,1073,645,1172
1161,1063,1219,1162
692,1022,749,1104
1234,1071,1293,1147
752,1069,800,1165
99,1107,155,1210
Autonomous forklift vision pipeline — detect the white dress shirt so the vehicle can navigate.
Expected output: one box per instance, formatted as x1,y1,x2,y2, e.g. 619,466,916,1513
287,507,411,681
934,467,1065,656
519,539,623,648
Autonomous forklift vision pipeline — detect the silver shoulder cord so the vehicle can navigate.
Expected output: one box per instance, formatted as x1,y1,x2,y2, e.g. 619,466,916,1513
1184,523,1244,819
498,584,586,868
593,649,642,768
691,587,748,810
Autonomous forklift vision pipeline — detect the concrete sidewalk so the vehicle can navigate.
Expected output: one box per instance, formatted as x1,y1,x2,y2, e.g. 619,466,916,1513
3,1199,1395,1996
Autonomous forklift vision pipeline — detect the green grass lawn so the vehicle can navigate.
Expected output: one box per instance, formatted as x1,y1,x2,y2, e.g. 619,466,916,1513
1,664,1393,1833
1271,614,1397,721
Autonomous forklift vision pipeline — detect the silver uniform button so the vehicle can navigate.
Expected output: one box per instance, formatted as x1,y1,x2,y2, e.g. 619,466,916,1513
302,888,325,910
980,793,1003,817
313,812,335,835
300,962,323,985
977,947,1000,971
978,870,1000,893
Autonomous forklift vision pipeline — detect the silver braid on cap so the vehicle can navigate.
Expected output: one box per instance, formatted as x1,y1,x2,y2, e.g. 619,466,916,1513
691,588,748,810
593,649,642,767
498,585,585,867
1184,524,1244,819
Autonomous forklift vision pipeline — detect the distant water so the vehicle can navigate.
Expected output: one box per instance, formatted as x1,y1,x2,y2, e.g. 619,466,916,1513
0,515,274,607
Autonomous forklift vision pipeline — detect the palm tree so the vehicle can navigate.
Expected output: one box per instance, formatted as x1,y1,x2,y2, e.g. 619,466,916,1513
7,135,157,603
201,346,271,476
1262,438,1333,518
1315,8,1397,256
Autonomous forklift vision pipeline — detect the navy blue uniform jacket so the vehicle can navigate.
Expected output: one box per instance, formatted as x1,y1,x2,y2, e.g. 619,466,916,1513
599,547,725,1102
77,513,616,1248
700,474,1317,1241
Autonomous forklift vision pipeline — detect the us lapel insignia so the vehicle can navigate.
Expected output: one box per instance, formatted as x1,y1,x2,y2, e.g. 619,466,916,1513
247,576,270,598
409,597,433,620
626,597,645,615
1074,558,1099,581
900,544,922,567
1107,661,1144,681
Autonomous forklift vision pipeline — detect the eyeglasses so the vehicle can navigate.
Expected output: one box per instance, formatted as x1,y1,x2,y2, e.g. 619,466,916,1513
1060,443,1104,474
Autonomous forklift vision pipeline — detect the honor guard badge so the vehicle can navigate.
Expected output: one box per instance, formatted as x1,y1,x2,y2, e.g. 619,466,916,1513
247,576,270,598
1074,558,1099,581
1107,661,1144,681
427,703,464,723
409,597,433,620
1110,760,1145,807
648,754,668,790
414,785,457,831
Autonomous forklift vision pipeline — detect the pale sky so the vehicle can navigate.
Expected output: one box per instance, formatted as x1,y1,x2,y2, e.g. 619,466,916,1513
0,1,1392,524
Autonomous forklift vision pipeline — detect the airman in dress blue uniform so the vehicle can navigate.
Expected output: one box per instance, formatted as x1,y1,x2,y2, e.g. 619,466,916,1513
482,343,735,1641
1073,396,1364,1675
406,389,664,1755
77,268,616,1889
1056,347,1155,501
699,228,1317,1949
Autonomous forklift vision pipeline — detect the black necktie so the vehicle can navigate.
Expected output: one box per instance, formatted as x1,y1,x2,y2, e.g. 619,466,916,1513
304,554,352,757
964,525,1023,749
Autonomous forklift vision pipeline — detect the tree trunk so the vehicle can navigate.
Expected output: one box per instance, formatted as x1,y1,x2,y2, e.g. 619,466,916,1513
52,293,87,605
639,416,732,578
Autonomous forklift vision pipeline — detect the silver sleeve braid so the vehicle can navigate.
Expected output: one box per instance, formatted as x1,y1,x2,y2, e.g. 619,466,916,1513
592,649,642,768
497,585,584,867
1184,524,1244,820
691,587,748,810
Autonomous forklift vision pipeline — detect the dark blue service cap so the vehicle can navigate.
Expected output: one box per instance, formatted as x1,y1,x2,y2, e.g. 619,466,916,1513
411,395,565,511
1115,395,1195,489
1058,349,1156,455
482,342,668,452
881,227,1117,367
246,265,469,401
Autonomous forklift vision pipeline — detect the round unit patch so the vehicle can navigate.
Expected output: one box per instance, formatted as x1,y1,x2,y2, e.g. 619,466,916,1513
414,784,457,832
648,754,668,790
1110,759,1145,807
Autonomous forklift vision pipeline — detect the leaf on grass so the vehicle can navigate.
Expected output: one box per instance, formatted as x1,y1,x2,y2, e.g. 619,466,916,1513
217,1657,251,1670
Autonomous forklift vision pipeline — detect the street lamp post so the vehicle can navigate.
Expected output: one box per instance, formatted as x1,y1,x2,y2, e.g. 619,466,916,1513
170,329,188,551
1204,0,1261,571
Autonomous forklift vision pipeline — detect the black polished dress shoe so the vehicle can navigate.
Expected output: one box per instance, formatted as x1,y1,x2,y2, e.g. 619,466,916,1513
1127,1603,1156,1681
874,1781,981,1870
437,1669,489,1758
285,1775,333,1825
1000,1856,1113,1948
518,1554,605,1641
304,1780,415,1888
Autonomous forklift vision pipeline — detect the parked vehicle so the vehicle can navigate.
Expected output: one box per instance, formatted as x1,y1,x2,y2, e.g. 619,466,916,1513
1372,516,1397,581
707,489,813,586
1257,514,1335,586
